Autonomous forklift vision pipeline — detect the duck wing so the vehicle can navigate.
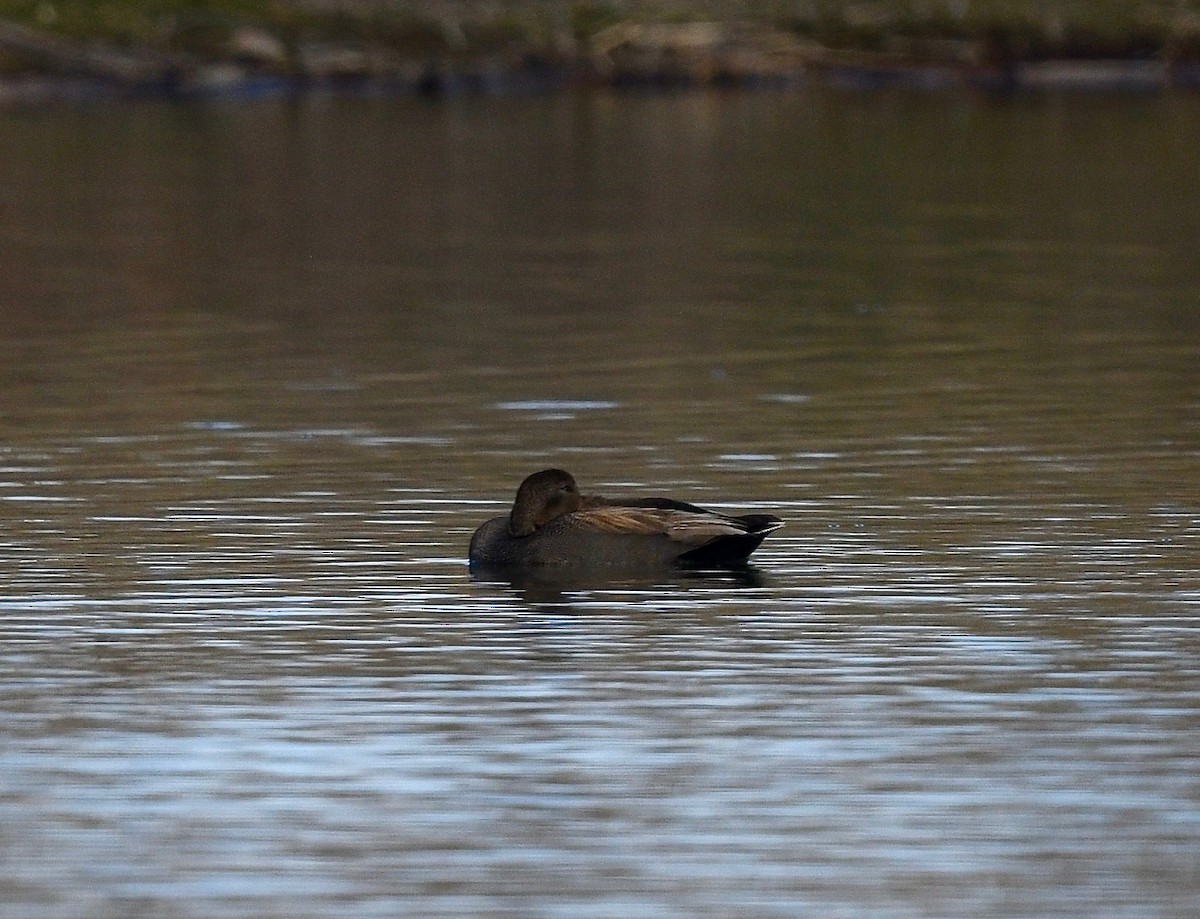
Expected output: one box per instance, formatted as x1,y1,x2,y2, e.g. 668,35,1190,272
573,504,751,546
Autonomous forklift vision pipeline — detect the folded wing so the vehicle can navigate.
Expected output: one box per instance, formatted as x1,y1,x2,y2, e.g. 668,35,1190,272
575,505,751,545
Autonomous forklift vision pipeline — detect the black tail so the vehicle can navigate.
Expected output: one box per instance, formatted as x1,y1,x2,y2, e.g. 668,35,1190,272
677,514,783,568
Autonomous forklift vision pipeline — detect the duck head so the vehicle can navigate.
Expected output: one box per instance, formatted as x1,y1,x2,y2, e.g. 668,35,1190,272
508,468,583,537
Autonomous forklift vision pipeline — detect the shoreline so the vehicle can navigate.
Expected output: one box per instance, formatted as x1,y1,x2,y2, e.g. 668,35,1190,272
3,11,1200,107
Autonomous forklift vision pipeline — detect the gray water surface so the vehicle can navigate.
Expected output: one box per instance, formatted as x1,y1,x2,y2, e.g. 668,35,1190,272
1,91,1198,918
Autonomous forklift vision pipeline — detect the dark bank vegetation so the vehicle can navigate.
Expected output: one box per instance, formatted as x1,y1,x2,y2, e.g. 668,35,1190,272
2,1,1200,99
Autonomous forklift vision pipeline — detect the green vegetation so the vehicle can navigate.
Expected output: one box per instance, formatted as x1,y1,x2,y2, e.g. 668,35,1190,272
779,1,1200,60
1,1,261,42
0,1,439,54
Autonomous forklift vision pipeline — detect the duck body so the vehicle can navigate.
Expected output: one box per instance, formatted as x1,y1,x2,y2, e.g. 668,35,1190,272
468,469,783,570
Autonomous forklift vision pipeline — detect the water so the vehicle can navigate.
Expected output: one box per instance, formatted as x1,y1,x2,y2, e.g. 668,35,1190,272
1,90,1198,918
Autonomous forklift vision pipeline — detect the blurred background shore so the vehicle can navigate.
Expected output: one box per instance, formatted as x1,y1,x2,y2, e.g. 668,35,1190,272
3,0,1200,103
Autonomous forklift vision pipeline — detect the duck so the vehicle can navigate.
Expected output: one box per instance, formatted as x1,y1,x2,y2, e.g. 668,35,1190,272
468,469,783,569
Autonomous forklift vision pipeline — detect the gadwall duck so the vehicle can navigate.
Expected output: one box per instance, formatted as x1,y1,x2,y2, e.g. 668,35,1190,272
469,469,783,569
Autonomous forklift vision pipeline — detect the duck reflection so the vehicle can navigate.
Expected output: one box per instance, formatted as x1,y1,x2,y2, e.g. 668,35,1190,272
470,561,768,607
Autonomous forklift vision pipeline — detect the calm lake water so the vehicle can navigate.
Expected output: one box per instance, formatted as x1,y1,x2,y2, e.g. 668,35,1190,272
1,89,1198,918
